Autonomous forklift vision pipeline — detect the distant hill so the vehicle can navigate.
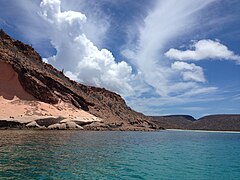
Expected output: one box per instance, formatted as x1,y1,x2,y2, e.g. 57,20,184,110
150,114,240,131
190,115,240,131
150,115,195,129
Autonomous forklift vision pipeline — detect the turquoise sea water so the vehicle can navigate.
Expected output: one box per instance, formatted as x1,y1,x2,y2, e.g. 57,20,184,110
0,130,240,180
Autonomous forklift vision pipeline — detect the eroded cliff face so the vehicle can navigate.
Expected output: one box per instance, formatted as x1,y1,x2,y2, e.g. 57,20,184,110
0,30,159,130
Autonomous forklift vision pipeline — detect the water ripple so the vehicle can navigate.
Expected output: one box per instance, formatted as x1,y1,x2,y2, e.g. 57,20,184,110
0,130,240,179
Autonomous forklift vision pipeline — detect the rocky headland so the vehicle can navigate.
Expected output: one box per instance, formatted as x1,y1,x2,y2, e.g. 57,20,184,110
0,30,159,131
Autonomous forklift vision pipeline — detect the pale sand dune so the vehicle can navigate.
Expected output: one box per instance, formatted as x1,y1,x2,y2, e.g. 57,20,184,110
0,62,101,126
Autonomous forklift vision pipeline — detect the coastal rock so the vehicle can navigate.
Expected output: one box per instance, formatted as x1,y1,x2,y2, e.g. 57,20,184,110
48,123,66,130
47,122,83,130
108,122,124,128
36,117,64,127
65,121,84,130
0,120,23,129
0,30,159,131
26,121,41,128
60,118,100,126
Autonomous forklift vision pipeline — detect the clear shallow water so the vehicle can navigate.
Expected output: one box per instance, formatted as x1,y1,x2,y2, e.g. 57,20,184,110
0,130,240,180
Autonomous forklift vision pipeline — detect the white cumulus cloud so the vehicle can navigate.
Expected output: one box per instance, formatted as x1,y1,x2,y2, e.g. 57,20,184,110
171,61,206,83
39,0,134,95
165,39,240,63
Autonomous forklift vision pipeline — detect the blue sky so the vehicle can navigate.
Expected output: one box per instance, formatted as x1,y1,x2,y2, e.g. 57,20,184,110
0,0,239,118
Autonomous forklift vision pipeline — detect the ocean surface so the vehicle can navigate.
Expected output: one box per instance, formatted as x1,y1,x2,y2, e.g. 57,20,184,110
0,130,240,180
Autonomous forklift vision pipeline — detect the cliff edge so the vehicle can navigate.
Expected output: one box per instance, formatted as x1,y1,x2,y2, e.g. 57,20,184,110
0,30,159,131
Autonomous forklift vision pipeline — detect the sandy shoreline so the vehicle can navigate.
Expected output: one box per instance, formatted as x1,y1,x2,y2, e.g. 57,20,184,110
166,129,240,133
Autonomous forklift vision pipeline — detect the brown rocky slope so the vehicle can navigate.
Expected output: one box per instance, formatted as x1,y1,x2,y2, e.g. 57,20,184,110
149,114,240,131
150,115,195,129
0,30,159,131
189,115,240,131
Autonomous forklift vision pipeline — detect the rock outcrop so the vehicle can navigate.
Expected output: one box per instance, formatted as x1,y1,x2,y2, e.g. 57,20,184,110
0,29,159,131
